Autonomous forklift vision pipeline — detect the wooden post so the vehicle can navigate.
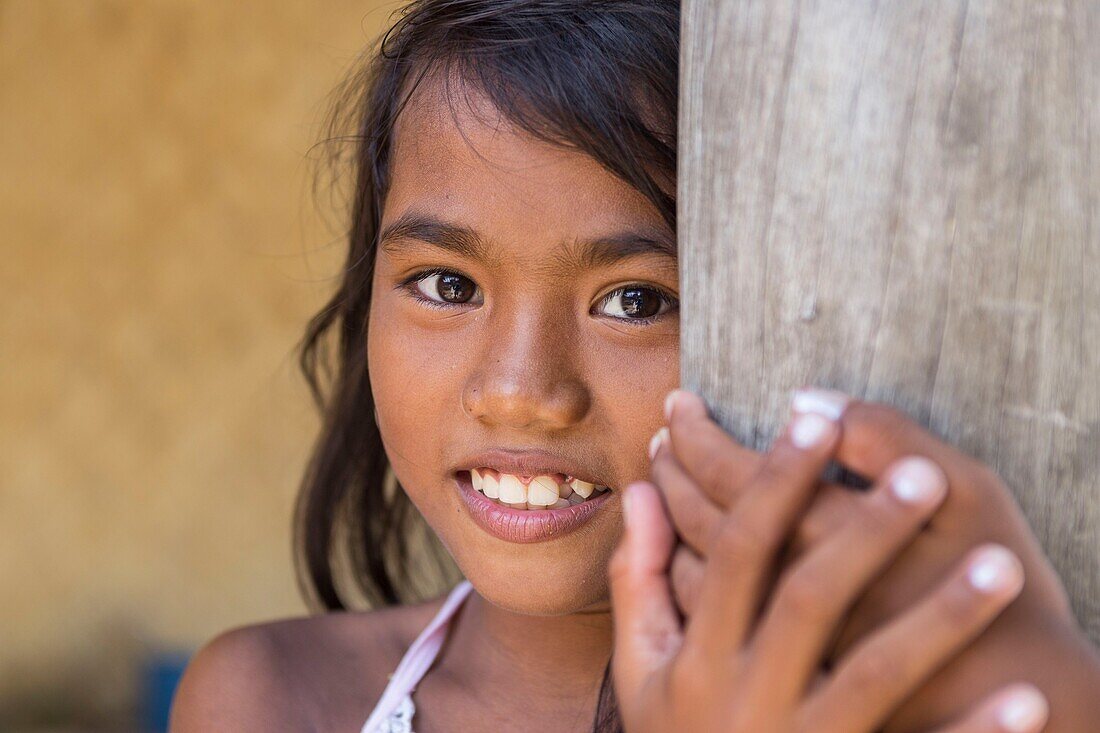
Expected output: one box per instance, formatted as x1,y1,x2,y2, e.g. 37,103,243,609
679,1,1100,640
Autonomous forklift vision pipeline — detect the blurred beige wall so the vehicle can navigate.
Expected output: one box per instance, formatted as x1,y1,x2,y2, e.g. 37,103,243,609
0,1,396,726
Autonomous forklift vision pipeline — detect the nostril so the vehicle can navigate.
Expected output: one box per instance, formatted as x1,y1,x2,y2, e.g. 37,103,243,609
461,372,590,430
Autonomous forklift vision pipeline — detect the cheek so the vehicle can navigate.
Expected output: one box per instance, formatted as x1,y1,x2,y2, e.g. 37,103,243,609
366,295,463,490
585,334,680,472
602,341,678,405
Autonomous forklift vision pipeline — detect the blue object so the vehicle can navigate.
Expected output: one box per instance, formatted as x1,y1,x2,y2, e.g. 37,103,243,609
140,650,192,732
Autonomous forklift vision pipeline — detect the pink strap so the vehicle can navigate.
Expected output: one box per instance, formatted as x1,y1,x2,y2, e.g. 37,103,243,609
360,581,474,733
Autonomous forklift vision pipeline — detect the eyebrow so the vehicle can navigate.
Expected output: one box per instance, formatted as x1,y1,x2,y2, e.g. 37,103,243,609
570,229,678,268
377,211,678,268
378,212,487,261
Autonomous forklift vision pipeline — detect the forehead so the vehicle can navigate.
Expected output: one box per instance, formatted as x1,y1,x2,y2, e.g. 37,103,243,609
383,75,669,252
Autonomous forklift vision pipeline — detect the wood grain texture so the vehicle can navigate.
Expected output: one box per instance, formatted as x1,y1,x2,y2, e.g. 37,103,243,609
679,0,1100,639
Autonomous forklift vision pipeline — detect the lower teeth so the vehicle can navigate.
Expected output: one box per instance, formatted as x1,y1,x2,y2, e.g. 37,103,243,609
486,494,601,510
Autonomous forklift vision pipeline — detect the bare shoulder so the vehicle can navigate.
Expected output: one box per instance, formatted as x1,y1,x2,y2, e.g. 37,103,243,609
169,597,444,733
169,622,303,732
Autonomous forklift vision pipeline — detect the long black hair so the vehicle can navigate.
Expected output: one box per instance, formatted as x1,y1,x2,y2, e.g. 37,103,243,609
294,1,679,729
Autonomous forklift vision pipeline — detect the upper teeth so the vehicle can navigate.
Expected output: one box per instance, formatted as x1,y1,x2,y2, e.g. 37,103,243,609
470,468,608,510
499,473,526,504
527,476,560,506
570,479,595,498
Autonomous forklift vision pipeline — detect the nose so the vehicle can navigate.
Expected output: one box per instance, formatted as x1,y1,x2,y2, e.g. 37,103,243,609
461,311,591,431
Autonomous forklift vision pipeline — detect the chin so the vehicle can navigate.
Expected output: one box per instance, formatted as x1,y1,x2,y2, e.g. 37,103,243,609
443,522,619,616
467,563,613,616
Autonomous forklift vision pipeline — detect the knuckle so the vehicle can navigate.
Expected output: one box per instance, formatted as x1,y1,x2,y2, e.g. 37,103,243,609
966,462,1007,502
859,496,907,538
853,402,915,454
752,457,801,491
876,417,916,456
940,463,999,516
796,488,853,550
693,448,734,497
844,648,894,696
711,515,774,563
756,451,800,479
752,459,786,486
873,401,911,427
973,461,1004,488
671,498,708,542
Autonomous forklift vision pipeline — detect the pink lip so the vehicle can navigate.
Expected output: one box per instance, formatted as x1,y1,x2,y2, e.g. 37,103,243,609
454,471,614,543
454,448,608,487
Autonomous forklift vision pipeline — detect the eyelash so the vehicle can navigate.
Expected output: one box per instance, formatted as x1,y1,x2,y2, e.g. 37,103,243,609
397,268,679,323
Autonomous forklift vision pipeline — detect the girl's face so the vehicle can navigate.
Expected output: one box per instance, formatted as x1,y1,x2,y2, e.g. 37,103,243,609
369,81,678,615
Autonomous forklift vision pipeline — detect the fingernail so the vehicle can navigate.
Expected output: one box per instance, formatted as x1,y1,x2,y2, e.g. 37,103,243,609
889,457,948,505
664,389,683,421
968,544,1024,595
790,413,834,449
666,389,706,421
791,388,850,420
996,684,1049,733
648,427,669,460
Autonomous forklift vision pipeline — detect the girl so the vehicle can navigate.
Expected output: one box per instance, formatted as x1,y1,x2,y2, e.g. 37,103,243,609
170,1,1100,731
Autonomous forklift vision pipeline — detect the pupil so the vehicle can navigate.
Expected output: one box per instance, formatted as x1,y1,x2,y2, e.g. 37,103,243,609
621,288,660,318
438,273,474,303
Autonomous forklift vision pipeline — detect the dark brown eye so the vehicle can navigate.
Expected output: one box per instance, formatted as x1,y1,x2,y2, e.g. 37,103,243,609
436,273,476,302
414,271,482,305
598,286,671,320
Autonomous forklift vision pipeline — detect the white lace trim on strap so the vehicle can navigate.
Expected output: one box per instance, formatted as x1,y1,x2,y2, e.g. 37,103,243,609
360,581,474,733
374,695,414,733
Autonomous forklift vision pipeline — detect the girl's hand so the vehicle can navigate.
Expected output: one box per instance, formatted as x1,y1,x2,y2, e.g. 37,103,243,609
609,410,1046,733
652,388,1100,731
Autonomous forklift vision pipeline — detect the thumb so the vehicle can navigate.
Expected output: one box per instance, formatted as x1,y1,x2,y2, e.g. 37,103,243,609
609,481,683,700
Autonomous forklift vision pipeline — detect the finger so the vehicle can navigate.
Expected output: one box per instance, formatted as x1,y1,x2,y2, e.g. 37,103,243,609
930,683,1049,733
805,544,1026,733
609,481,683,701
663,389,759,508
685,410,840,658
794,389,1073,626
670,545,704,617
749,457,949,703
650,439,722,556
792,388,981,484
662,389,865,557
786,481,864,555
653,427,865,566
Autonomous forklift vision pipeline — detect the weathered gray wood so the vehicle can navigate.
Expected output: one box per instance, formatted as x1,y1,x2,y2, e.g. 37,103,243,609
680,0,1100,639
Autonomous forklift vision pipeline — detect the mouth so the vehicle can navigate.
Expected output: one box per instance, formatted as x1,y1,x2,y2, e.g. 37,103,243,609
468,468,610,510
452,451,616,543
